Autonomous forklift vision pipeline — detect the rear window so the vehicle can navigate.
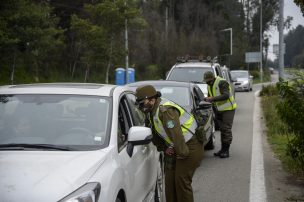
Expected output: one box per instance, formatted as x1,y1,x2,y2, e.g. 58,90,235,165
156,86,190,107
167,67,213,83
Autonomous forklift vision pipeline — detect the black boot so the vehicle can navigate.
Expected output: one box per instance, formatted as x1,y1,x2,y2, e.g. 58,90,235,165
219,144,230,158
214,145,223,156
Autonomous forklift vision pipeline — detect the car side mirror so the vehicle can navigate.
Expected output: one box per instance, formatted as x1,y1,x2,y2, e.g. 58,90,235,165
126,126,152,157
250,75,253,79
197,101,212,110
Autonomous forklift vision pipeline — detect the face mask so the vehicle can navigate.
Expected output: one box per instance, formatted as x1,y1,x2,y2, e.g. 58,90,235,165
138,99,154,113
206,80,213,86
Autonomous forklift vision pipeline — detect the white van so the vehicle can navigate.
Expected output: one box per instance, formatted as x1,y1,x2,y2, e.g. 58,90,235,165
166,57,223,97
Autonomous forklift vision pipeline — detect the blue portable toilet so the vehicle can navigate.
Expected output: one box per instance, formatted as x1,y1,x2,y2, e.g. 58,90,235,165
115,68,125,85
127,68,135,83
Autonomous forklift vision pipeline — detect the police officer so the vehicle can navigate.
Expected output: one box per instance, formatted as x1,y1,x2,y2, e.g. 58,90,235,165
203,71,237,158
135,84,203,202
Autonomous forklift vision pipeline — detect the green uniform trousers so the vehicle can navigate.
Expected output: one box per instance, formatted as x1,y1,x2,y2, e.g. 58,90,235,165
216,109,235,145
164,136,204,202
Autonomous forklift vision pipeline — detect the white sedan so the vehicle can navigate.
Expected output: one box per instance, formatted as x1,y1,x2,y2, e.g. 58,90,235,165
0,83,163,202
231,70,253,92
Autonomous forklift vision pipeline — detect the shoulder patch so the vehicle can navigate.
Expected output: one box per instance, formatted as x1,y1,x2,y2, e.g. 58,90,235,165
166,120,175,129
159,105,168,113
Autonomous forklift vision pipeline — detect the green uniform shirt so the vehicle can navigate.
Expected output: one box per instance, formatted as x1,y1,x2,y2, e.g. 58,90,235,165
147,99,191,170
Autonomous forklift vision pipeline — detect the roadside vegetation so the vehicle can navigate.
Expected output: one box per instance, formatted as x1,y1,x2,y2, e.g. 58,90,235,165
1,0,301,85
260,71,304,177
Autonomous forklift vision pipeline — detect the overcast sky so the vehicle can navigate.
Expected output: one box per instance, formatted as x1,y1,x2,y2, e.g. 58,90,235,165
268,0,304,60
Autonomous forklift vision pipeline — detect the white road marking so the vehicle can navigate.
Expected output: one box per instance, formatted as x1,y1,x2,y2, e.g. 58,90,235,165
250,91,267,202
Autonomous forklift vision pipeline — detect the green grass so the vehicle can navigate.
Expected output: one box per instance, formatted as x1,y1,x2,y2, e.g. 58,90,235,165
261,92,304,177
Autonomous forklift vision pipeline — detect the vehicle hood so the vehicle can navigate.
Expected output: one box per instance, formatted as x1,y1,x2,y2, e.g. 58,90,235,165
235,78,249,82
197,84,208,97
0,150,108,202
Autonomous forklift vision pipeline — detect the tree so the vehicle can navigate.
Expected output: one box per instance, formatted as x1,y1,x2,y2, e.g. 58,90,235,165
0,0,64,84
284,25,304,68
294,0,304,15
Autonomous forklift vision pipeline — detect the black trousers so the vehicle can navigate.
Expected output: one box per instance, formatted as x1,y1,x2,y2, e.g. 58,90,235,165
216,109,235,145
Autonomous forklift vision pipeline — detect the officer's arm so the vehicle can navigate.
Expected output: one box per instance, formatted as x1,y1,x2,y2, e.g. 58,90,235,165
160,107,189,158
212,80,230,102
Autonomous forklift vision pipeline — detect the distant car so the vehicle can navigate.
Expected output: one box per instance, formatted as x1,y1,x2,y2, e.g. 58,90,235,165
269,67,274,74
166,56,223,97
230,70,253,92
221,66,235,97
0,83,163,202
128,80,215,150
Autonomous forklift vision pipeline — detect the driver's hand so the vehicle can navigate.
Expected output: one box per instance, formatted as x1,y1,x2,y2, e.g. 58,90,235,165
204,97,213,103
165,146,175,156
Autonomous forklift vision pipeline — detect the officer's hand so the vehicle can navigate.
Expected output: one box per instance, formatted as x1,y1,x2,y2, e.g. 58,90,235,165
204,97,213,103
165,147,175,156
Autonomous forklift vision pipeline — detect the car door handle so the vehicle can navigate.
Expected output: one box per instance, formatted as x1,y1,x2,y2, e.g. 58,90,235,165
142,145,148,154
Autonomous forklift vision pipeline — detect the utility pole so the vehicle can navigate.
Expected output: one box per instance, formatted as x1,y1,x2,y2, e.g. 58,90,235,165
220,28,233,67
165,1,168,41
260,0,263,83
125,0,129,84
278,0,285,80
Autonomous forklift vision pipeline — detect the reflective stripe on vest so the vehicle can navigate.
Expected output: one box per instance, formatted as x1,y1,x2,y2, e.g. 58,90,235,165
207,77,237,111
152,99,197,146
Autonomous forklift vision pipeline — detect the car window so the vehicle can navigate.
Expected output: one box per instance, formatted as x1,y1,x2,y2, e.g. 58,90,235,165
231,71,249,79
125,94,145,126
167,67,212,83
117,97,132,151
117,94,146,151
215,65,223,77
0,94,110,150
193,87,205,108
156,86,190,107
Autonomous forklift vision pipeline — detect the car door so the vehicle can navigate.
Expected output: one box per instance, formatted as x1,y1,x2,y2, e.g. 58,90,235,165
193,86,213,140
125,94,158,194
117,93,154,202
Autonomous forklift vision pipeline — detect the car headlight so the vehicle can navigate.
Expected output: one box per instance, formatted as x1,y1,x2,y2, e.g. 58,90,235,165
242,80,249,85
58,182,101,202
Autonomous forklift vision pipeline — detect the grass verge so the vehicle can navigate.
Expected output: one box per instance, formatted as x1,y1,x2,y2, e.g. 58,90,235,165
261,92,304,177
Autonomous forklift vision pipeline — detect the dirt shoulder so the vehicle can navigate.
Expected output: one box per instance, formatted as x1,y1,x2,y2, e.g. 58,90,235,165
262,117,304,202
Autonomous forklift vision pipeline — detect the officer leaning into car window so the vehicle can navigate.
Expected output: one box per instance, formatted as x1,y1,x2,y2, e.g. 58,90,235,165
135,85,203,202
203,71,237,158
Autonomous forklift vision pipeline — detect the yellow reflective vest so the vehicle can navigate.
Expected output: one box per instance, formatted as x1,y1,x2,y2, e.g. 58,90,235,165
152,99,197,146
207,77,237,111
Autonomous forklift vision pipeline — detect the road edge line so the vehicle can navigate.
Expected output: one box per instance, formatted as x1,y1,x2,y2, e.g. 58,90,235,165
249,90,267,202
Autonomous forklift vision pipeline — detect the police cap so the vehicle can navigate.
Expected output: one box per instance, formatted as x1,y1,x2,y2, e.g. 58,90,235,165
203,71,215,82
135,85,158,102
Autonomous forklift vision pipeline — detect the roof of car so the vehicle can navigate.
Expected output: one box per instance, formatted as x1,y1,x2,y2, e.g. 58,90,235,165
0,83,119,96
127,80,196,88
173,61,215,68
231,70,248,72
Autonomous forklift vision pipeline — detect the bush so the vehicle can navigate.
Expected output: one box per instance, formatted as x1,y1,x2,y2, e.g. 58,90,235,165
260,84,278,96
276,72,304,173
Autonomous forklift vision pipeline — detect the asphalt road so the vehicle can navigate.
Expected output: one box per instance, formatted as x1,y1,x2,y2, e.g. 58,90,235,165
192,73,304,202
193,88,256,202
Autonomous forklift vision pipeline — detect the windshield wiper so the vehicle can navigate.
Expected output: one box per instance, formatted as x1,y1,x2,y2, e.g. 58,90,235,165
0,143,73,151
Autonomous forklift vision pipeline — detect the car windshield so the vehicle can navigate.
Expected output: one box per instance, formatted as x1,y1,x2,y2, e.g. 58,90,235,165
154,86,190,107
167,67,211,83
231,71,249,79
0,94,111,150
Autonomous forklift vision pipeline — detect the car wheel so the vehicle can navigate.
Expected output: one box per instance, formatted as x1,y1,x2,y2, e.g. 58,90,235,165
204,125,215,150
154,157,164,202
